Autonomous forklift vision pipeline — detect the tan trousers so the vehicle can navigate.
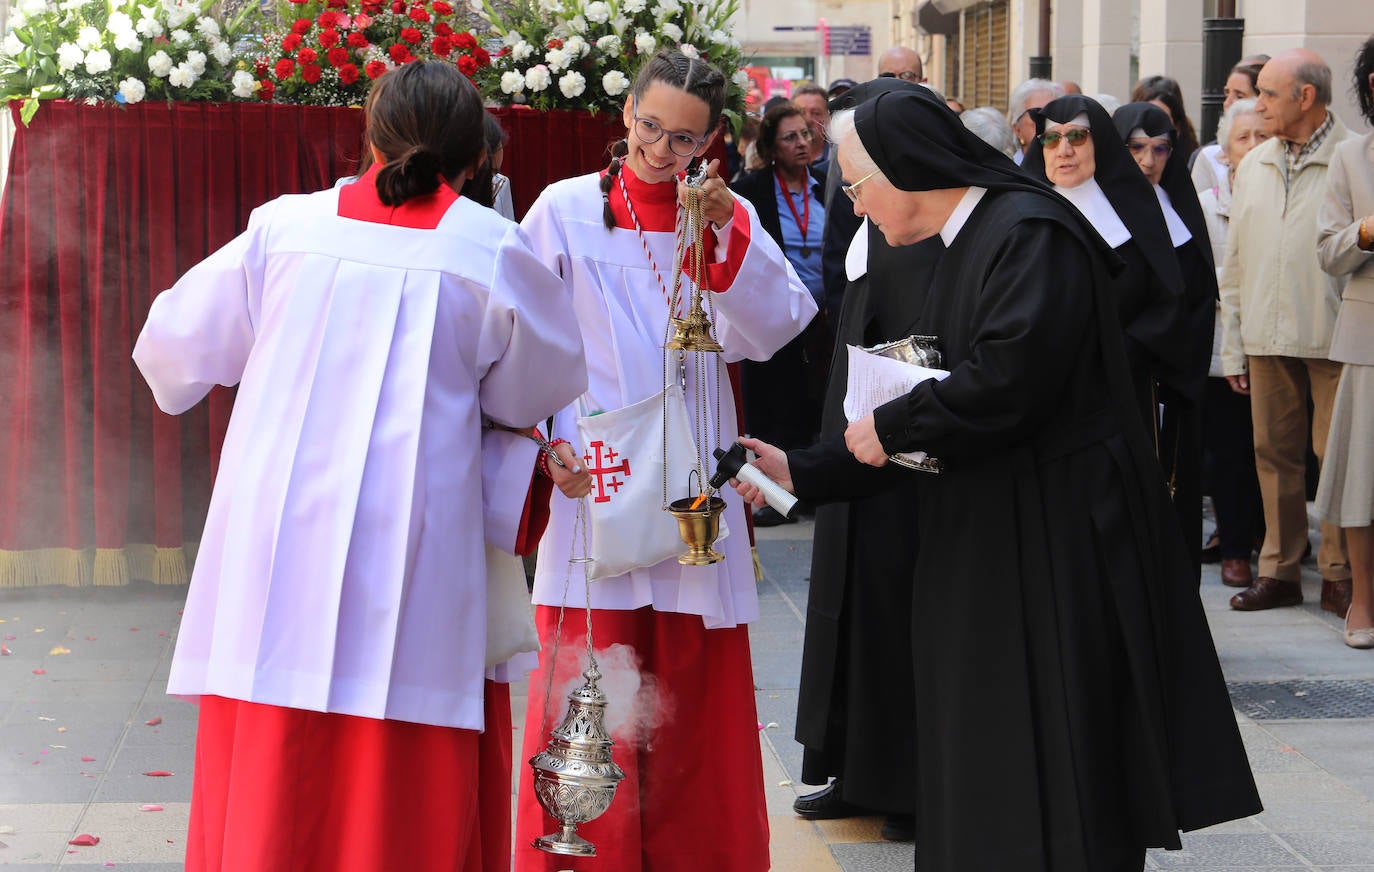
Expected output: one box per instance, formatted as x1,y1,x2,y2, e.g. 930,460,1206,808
1248,355,1350,582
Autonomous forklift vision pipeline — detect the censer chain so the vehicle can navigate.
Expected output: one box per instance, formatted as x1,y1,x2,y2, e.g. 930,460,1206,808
537,498,597,744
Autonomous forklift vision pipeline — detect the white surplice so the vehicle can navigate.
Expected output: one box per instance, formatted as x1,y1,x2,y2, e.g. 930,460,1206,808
133,187,586,731
522,169,817,629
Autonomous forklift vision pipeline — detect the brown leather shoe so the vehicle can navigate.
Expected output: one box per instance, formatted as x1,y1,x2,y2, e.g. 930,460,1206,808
1221,559,1254,588
1321,578,1353,619
1230,576,1303,611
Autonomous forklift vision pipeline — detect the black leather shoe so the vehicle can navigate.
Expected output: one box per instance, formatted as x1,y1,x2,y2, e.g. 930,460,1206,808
792,782,860,819
753,505,796,527
1201,532,1221,564
880,814,915,841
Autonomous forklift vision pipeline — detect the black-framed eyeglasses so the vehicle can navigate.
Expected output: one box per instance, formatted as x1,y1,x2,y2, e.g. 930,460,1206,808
841,168,882,204
878,70,921,83
1126,140,1173,158
631,97,708,157
1040,128,1090,147
776,128,815,145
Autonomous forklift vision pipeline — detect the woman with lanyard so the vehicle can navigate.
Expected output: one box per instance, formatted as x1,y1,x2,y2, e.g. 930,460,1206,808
1021,97,1192,505
730,101,832,524
1113,101,1219,576
514,50,815,872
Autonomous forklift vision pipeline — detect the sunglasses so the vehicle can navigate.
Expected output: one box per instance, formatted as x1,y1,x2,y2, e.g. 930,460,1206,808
1126,140,1173,158
841,168,882,204
1039,128,1091,147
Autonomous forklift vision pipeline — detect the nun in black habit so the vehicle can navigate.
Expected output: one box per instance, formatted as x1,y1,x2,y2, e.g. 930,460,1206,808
825,88,1260,871
1113,101,1218,575
1020,96,1190,445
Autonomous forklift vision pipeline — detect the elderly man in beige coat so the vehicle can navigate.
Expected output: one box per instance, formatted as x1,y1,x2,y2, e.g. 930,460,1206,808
1220,48,1354,614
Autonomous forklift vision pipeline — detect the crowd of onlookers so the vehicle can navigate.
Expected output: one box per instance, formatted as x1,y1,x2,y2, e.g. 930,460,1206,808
716,40,1374,651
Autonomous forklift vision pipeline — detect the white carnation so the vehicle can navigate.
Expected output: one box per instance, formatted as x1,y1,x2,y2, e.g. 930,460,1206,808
524,64,551,92
165,4,195,28
678,42,697,59
76,26,102,50
622,0,646,12
185,49,206,74
633,32,655,54
538,0,562,14
56,42,85,72
3,32,25,57
113,30,142,52
83,48,111,73
210,41,231,65
499,70,525,94
544,47,569,72
564,35,587,57
106,12,134,35
167,61,198,88
511,40,534,61
559,69,586,99
170,29,192,45
20,0,50,16
584,1,610,24
602,69,629,97
118,77,146,103
596,34,621,55
147,49,173,77
231,70,256,99
660,22,682,42
135,17,164,38
195,17,220,39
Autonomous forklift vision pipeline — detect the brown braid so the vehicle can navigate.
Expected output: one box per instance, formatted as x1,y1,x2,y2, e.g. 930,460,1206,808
601,138,629,230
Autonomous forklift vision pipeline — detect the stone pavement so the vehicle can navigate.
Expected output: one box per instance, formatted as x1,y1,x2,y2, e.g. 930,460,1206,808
2,510,1373,870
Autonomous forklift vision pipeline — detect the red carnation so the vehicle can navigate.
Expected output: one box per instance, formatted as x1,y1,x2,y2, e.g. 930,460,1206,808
430,36,452,57
400,27,423,44
365,59,388,79
274,58,295,79
338,63,361,84
433,21,452,36
301,62,322,84
297,47,318,63
388,43,412,63
326,46,349,67
457,54,477,76
317,10,340,28
258,79,275,101
327,0,348,7
454,31,477,50
408,6,430,23
546,38,563,50
473,46,490,66
281,33,302,52
432,1,453,14
291,18,312,34
347,31,369,48
390,0,405,12
318,28,340,48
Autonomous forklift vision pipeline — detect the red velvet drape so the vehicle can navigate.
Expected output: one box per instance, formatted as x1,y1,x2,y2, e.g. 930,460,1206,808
491,106,627,220
0,101,366,587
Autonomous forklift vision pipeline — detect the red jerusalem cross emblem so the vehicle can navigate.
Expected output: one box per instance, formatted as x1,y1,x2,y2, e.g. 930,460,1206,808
584,441,631,504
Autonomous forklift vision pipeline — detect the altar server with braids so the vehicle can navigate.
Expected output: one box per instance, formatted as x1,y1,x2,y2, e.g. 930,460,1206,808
133,61,587,872
514,49,815,872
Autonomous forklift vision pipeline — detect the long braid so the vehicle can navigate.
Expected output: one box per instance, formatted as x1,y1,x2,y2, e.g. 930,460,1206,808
600,139,629,230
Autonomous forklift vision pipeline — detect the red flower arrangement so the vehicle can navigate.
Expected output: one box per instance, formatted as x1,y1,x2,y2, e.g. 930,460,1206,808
255,0,490,106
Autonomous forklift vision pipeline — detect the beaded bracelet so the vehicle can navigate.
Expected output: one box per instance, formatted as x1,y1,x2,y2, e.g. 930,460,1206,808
537,438,571,478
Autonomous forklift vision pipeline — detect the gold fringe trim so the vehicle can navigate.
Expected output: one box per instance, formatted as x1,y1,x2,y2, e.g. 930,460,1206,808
0,544,196,589
752,545,764,584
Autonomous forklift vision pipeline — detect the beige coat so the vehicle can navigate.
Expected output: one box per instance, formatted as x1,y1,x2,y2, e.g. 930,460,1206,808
1218,113,1354,375
1317,132,1374,366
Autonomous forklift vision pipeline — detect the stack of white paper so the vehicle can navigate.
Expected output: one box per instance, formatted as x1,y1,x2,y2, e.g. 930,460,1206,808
842,345,950,467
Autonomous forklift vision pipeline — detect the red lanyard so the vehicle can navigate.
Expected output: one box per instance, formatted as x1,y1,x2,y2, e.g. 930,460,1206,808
775,168,810,248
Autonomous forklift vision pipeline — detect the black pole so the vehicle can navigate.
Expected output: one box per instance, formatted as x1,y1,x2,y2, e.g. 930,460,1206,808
1029,0,1052,80
1200,16,1245,144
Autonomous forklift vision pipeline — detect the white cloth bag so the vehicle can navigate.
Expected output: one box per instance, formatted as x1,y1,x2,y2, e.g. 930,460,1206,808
576,383,725,579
